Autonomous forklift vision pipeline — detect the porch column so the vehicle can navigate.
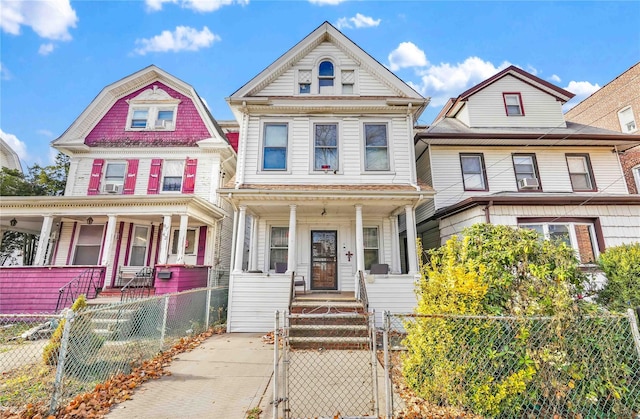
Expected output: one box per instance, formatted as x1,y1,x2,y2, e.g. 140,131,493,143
158,215,172,264
233,205,247,273
176,214,189,264
100,215,117,267
0,228,5,248
287,205,297,273
355,205,365,273
33,215,54,266
405,205,419,275
389,215,401,274
249,216,259,271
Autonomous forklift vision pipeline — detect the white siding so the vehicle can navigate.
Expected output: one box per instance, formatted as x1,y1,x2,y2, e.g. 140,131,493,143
439,206,485,244
53,221,76,265
227,274,290,332
430,146,629,211
465,75,566,128
243,115,413,186
256,42,396,97
366,275,418,324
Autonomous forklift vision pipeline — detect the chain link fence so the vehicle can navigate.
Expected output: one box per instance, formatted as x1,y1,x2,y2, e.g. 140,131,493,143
274,310,379,419
381,310,640,419
0,286,227,416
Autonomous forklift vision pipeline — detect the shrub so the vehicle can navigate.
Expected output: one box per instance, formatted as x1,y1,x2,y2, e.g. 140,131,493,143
597,242,640,312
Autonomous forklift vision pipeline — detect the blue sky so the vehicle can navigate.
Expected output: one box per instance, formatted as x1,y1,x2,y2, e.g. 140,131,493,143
1,0,639,168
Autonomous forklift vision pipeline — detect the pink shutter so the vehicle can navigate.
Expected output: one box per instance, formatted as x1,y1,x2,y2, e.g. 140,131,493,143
87,159,104,195
196,226,207,265
182,158,197,193
122,159,139,195
147,159,163,194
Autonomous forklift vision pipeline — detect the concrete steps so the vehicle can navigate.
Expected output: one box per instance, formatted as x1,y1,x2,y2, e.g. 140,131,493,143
288,296,370,350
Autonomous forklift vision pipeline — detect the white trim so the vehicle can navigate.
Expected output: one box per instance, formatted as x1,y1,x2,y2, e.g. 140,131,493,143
362,121,392,173
310,120,341,174
633,165,640,193
618,105,638,134
259,120,290,173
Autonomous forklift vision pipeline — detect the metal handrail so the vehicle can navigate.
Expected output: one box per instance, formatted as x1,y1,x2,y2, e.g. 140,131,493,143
55,267,105,312
120,266,155,303
288,271,296,312
357,270,369,313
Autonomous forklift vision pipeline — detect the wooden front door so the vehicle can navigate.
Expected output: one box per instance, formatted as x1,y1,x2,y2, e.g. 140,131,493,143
310,230,337,290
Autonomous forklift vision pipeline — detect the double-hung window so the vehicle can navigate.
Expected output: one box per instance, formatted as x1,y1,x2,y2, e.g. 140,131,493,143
162,160,184,192
171,229,196,255
314,124,338,171
318,60,334,94
519,219,599,264
263,124,288,171
513,154,541,190
460,153,488,191
618,106,637,133
633,165,640,193
341,70,355,94
566,154,596,191
503,93,524,116
103,162,126,194
363,227,379,270
298,70,311,94
129,226,149,266
73,224,103,265
130,109,149,128
364,124,390,171
270,227,288,271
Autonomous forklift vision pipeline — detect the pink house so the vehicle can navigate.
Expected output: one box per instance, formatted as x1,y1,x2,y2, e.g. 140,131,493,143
0,66,237,313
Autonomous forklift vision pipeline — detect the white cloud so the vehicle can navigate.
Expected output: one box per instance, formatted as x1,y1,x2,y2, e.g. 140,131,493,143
145,0,248,12
38,43,55,55
1,0,77,41
563,80,601,111
0,129,29,162
549,74,561,83
526,65,538,76
336,13,381,30
388,42,428,72
0,62,12,80
408,56,511,107
309,0,346,5
134,26,220,55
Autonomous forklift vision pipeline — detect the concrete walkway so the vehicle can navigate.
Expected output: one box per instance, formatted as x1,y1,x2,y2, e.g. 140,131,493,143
106,333,276,419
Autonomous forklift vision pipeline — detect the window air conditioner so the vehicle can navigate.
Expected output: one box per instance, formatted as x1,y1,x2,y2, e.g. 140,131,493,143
104,183,120,194
518,178,539,189
154,120,167,129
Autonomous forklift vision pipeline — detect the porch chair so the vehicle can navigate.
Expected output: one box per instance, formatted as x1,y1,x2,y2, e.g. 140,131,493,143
294,274,306,294
370,263,389,275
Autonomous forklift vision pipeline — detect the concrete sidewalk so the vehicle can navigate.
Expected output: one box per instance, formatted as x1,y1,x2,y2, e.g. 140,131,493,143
106,333,276,419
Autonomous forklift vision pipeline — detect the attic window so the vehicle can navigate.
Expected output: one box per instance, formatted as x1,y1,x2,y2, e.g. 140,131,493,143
342,70,355,94
299,70,311,94
318,60,334,94
125,85,180,131
503,93,524,116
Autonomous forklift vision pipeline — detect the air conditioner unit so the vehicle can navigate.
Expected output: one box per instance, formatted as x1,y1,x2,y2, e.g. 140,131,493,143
518,178,539,189
154,120,166,129
104,183,120,194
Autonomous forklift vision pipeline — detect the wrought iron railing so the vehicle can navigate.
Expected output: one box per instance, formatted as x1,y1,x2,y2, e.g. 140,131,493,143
120,266,155,303
288,271,296,312
55,267,105,312
357,270,369,313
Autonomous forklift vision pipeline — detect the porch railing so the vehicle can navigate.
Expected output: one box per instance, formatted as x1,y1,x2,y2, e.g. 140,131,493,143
288,271,296,312
357,270,369,312
55,267,105,312
120,266,155,303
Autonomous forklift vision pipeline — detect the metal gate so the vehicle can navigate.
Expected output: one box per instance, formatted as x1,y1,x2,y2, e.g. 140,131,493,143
273,310,379,419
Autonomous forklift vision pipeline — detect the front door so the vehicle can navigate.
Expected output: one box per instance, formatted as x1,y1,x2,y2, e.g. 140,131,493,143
311,230,337,290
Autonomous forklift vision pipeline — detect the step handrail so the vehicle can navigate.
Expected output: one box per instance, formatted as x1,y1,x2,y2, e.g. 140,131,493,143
120,266,155,303
288,271,296,311
56,267,105,312
357,270,369,313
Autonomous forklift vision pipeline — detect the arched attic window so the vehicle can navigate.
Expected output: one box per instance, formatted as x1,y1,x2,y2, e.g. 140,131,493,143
318,60,334,94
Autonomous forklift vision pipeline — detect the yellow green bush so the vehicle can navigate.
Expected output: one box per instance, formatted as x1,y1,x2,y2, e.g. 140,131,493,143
597,242,640,312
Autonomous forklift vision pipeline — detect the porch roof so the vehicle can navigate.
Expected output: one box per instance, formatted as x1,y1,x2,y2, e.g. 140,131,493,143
0,195,228,234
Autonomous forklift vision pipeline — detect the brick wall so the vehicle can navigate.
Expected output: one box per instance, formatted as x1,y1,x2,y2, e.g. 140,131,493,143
620,146,640,194
85,82,210,146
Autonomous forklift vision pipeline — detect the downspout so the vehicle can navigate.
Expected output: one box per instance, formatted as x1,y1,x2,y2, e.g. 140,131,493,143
484,200,493,224
236,102,249,189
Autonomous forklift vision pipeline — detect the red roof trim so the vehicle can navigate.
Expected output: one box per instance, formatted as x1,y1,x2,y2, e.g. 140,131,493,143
225,132,239,153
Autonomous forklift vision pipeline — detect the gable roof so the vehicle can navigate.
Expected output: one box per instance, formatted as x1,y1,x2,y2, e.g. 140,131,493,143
228,21,425,101
53,65,230,153
0,137,23,173
456,65,575,104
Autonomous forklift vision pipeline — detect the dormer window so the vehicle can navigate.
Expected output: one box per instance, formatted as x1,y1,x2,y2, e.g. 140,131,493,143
503,93,524,116
126,85,180,131
318,60,334,94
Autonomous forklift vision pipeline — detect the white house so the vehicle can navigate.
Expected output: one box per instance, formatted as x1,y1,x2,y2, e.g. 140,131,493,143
0,137,22,173
415,66,640,263
221,22,434,332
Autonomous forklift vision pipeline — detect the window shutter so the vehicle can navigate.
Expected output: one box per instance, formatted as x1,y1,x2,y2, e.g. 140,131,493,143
147,159,163,194
182,158,197,193
196,226,207,265
87,159,104,195
122,159,139,195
